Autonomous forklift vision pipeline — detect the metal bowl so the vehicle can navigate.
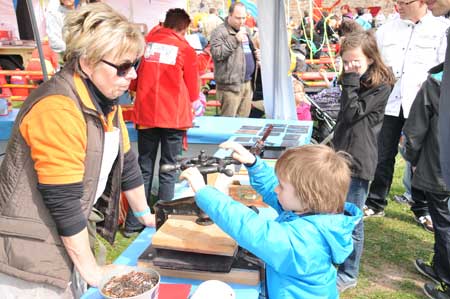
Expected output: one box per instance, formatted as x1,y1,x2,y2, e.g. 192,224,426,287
99,265,160,299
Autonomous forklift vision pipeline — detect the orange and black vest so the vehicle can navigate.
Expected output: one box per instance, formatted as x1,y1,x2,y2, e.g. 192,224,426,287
0,66,128,288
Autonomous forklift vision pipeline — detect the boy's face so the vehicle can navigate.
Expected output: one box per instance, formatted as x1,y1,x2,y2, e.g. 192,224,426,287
274,178,303,212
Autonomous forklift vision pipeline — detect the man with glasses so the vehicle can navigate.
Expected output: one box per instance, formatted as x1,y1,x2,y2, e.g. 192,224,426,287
364,0,449,225
124,8,199,236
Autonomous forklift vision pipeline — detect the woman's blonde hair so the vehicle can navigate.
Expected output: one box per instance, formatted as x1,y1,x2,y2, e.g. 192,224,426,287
275,144,351,214
63,3,145,74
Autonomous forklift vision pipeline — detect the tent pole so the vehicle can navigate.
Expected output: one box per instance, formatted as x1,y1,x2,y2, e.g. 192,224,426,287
25,0,48,81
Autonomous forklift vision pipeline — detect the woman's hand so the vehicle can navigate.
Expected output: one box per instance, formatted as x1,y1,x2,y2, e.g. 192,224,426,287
124,186,156,228
140,213,156,227
219,141,256,165
180,167,206,192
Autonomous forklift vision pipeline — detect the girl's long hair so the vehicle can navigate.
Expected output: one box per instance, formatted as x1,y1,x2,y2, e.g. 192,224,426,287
339,30,395,89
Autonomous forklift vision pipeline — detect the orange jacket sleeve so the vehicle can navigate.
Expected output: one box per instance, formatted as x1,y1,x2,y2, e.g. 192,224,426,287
20,96,87,185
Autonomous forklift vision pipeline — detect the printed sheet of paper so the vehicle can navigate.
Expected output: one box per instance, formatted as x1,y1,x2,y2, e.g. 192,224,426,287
144,43,178,65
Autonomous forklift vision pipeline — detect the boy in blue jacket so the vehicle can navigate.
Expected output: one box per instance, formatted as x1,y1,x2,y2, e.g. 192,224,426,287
180,142,362,299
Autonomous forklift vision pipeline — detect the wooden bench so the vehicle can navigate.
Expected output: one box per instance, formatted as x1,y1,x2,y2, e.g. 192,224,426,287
205,89,221,115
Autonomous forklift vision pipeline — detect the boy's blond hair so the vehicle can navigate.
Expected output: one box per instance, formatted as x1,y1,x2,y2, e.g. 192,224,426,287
275,144,351,214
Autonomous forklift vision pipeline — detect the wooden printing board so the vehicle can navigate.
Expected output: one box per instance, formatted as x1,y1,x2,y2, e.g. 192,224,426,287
151,215,237,257
142,215,261,285
138,246,261,286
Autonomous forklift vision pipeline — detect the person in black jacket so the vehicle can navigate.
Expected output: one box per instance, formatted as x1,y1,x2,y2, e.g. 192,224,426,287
403,63,450,299
332,30,395,292
424,0,450,196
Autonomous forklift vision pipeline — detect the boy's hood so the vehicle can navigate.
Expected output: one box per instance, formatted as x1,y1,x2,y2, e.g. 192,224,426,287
301,202,363,264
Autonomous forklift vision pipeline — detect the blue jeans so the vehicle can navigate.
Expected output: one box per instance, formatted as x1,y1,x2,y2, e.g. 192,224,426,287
399,155,429,217
125,128,183,231
338,177,369,283
402,161,412,199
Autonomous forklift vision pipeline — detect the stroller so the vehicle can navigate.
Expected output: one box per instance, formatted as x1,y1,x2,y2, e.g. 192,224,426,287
292,74,338,145
307,92,337,145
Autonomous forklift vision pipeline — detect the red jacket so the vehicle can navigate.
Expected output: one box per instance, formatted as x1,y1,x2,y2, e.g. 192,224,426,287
132,27,199,129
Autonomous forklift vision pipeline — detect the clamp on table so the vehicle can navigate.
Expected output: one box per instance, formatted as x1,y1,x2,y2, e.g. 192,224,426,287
157,123,273,229
158,150,241,227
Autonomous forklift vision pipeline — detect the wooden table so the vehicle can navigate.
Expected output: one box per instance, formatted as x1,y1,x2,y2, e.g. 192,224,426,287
0,44,36,67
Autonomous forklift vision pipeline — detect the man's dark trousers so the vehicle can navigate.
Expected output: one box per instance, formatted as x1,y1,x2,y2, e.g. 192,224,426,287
365,114,405,212
125,127,183,231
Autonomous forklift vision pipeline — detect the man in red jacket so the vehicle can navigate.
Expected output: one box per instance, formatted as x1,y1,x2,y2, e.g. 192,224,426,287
125,8,199,236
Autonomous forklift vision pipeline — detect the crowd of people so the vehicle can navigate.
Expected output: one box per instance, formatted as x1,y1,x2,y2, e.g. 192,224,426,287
0,1,450,299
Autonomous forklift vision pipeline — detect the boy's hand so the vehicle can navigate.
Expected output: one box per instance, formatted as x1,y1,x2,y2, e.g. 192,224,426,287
180,167,206,192
220,141,256,165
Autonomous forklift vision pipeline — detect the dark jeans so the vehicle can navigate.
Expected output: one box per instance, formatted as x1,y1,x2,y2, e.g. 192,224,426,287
338,177,369,282
426,191,450,285
366,114,405,212
125,127,183,231
411,187,431,218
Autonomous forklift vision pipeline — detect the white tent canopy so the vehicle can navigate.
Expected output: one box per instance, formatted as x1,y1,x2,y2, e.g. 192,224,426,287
257,0,296,120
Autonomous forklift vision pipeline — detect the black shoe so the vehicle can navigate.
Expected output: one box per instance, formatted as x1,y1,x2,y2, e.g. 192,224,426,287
424,282,450,299
122,227,144,238
415,259,440,284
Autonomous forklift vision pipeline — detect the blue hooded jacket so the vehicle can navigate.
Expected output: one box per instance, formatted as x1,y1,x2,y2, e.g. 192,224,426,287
195,158,362,299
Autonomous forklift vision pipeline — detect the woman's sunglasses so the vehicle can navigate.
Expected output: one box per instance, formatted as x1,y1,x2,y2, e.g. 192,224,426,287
100,59,140,77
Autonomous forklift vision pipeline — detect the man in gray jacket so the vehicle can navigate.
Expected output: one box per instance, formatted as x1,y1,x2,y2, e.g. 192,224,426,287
210,2,258,117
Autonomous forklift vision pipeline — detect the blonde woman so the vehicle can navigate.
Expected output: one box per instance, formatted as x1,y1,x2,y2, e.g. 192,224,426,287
0,3,155,298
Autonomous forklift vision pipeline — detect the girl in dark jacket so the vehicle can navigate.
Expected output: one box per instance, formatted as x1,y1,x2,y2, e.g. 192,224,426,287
332,30,395,292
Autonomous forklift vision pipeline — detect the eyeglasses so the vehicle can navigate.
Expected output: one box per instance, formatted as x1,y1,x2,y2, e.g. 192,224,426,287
100,59,140,77
396,0,419,6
